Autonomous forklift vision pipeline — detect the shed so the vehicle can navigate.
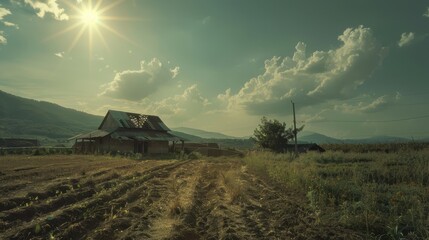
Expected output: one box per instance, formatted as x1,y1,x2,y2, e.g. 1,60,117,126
71,110,185,154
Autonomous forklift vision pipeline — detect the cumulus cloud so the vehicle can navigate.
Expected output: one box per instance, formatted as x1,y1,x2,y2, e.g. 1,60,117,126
23,0,69,21
398,32,415,47
0,6,18,30
424,7,429,17
54,51,64,58
220,25,384,115
335,94,399,113
143,84,210,119
0,31,6,45
0,7,11,20
3,21,18,28
100,58,179,101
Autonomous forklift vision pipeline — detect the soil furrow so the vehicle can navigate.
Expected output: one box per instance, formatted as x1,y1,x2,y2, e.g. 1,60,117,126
4,160,189,239
0,156,363,240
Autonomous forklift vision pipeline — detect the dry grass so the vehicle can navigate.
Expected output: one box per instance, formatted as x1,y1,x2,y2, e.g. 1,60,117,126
221,169,244,203
244,148,429,239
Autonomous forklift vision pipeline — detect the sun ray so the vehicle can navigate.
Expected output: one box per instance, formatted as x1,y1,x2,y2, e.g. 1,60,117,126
44,22,82,41
98,22,139,47
89,26,93,58
48,0,135,56
67,26,86,52
98,0,126,15
99,16,144,21
93,26,110,52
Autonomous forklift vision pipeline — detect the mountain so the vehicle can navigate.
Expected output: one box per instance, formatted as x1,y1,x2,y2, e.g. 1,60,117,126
348,136,411,144
299,133,343,144
171,127,240,139
299,133,417,144
169,130,203,142
2,90,426,145
0,90,103,140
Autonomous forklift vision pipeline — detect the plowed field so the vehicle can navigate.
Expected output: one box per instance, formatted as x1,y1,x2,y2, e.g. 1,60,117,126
0,155,358,239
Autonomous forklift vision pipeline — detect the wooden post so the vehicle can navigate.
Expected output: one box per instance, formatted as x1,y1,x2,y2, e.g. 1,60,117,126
172,141,175,153
74,138,77,154
291,101,298,156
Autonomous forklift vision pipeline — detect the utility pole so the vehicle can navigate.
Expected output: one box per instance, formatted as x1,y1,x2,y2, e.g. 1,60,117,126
291,101,298,156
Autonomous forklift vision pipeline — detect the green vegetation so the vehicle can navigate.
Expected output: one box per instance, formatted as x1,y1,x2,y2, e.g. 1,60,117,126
243,147,429,239
252,116,301,152
0,147,73,155
321,142,429,153
0,90,102,140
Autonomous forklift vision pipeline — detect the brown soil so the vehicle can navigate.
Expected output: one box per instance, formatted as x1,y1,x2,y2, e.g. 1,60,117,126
0,155,361,239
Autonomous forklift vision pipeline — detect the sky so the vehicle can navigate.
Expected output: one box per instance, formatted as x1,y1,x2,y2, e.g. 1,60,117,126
1,0,429,139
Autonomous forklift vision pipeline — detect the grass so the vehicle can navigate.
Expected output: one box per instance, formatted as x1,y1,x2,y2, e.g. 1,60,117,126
221,169,244,203
243,147,429,239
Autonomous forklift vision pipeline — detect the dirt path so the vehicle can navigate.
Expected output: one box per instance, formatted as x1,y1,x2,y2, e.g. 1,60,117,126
0,156,359,239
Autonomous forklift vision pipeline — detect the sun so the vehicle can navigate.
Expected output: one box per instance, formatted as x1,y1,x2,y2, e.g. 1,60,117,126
81,9,100,27
48,0,133,57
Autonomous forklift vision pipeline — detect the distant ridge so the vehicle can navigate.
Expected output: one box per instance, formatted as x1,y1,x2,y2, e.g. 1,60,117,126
299,133,421,144
169,130,203,142
300,133,343,144
0,90,102,140
171,127,241,139
1,90,427,144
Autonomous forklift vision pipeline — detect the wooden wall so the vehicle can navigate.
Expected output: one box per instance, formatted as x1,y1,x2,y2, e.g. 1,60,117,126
74,136,170,154
147,141,169,154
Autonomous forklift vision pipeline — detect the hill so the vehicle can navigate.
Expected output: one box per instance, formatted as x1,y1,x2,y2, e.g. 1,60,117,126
299,133,417,144
0,90,102,141
299,133,343,144
172,127,240,139
169,130,203,142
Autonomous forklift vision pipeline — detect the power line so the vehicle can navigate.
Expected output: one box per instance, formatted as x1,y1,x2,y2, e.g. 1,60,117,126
306,114,429,124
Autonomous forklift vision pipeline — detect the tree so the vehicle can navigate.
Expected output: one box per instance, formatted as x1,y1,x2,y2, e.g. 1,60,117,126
252,117,301,152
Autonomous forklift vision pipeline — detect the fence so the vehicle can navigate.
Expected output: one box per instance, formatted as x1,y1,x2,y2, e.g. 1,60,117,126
0,147,73,155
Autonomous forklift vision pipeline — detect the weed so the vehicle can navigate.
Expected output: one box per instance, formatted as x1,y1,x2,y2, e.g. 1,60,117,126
168,199,182,216
221,170,243,203
243,149,429,239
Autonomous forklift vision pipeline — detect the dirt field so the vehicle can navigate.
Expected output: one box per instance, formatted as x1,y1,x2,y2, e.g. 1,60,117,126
0,155,358,239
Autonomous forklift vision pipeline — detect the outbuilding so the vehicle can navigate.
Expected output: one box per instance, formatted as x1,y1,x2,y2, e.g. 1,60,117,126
72,110,184,154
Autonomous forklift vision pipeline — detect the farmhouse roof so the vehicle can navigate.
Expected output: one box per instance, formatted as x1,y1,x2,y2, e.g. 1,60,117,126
111,130,183,141
68,130,110,140
99,110,171,131
70,129,184,141
70,110,185,142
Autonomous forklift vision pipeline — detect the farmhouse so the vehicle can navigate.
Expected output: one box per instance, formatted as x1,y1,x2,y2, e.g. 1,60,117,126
72,110,185,154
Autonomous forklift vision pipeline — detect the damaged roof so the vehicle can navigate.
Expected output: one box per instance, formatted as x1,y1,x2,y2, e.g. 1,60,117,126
68,130,111,140
72,129,184,141
99,110,171,131
71,110,185,141
111,130,183,141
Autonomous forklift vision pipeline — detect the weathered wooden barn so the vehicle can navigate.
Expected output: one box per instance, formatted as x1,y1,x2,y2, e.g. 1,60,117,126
72,110,184,154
